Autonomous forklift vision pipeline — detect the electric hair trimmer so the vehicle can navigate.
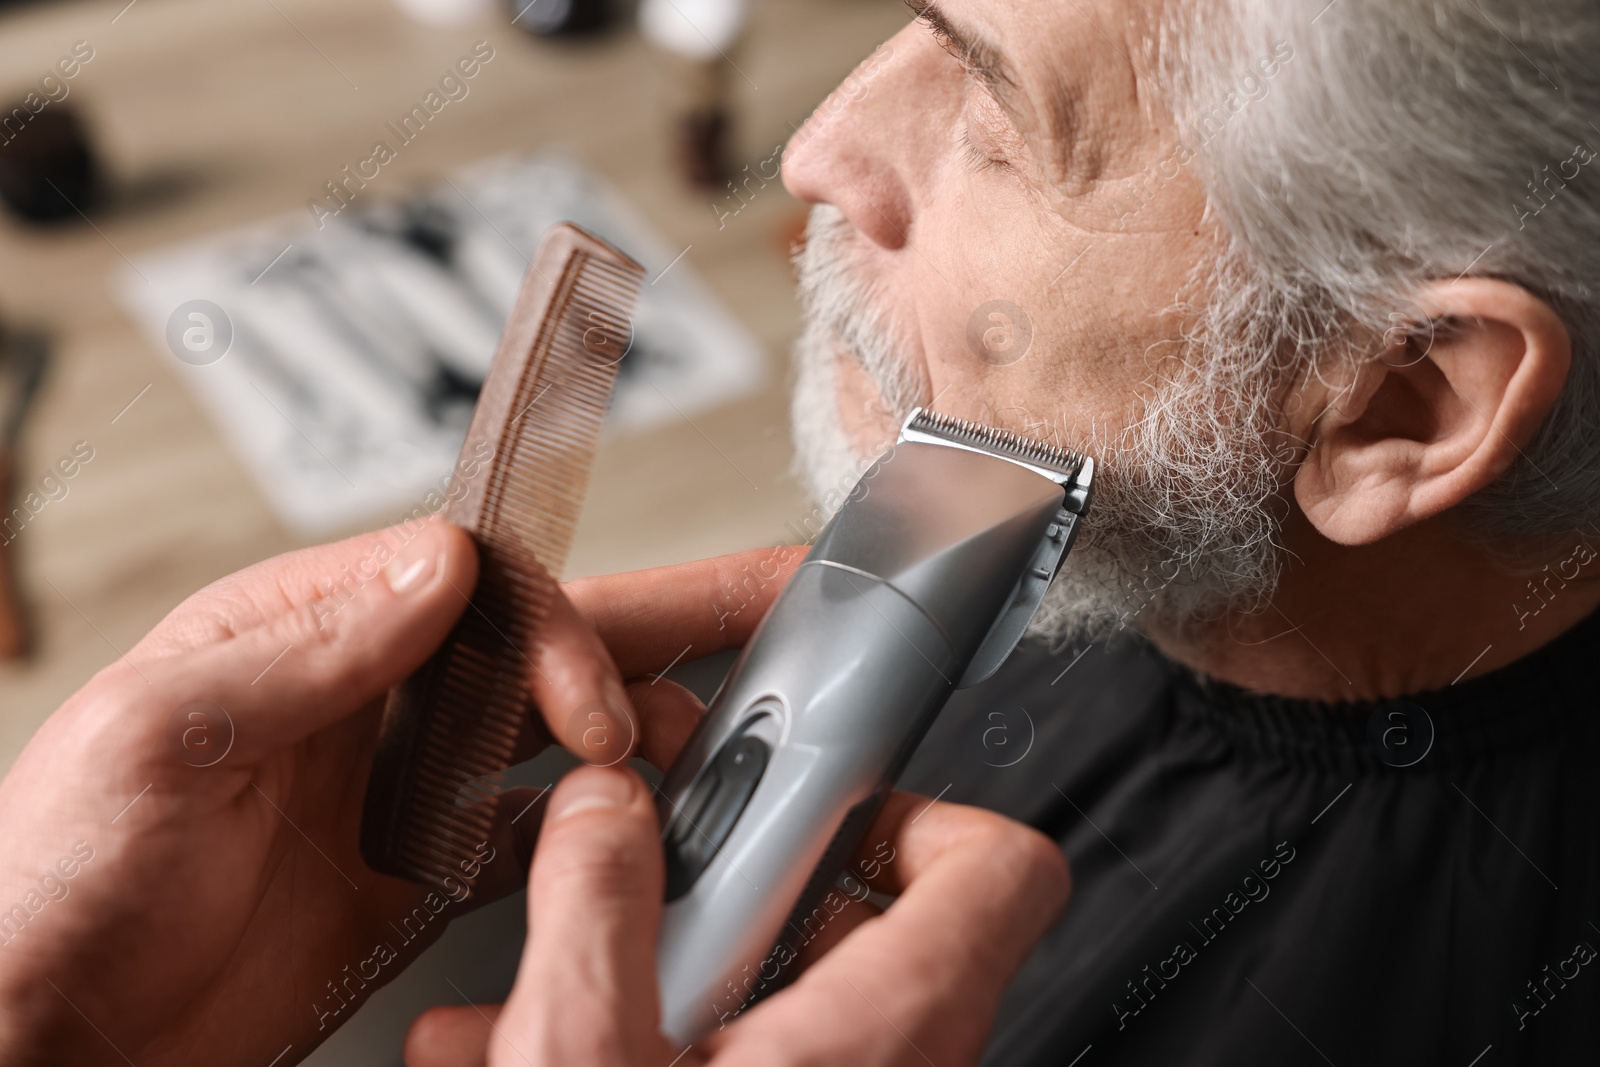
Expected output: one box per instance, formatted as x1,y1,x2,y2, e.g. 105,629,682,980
654,407,1094,1043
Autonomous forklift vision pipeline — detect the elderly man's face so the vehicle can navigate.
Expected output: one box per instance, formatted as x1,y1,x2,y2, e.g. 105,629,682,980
784,0,1209,449
783,0,1281,640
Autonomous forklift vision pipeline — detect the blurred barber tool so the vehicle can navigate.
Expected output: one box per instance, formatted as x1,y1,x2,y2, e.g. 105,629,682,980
638,0,747,188
0,105,102,224
510,0,616,37
361,222,643,890
655,408,1095,1043
0,323,48,660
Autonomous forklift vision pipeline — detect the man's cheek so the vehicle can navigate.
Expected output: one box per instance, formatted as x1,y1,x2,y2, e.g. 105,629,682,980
834,355,901,455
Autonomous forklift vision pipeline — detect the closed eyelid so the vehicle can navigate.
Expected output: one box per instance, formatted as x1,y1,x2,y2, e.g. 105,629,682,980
964,86,1029,167
904,0,1074,178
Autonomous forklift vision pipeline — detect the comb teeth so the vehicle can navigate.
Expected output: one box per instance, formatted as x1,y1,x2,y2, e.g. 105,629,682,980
362,224,645,893
905,408,1087,479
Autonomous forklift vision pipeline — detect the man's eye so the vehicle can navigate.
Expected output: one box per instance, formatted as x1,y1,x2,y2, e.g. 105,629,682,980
960,86,1021,172
960,126,1004,172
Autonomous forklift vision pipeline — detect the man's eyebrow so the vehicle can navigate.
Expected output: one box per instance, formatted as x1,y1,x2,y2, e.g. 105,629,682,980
901,0,1018,94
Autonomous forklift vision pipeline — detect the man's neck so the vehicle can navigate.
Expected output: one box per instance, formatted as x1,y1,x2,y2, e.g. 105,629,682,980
1144,512,1600,702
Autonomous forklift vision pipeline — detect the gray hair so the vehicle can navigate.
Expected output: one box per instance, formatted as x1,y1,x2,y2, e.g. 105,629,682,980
1160,0,1600,546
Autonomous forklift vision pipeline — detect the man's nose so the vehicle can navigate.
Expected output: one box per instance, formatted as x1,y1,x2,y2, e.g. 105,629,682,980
781,24,949,253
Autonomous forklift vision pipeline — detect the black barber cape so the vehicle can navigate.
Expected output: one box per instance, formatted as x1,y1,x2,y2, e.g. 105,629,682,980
899,606,1600,1066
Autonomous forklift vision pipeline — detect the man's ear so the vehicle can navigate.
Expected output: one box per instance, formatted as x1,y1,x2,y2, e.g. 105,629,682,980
1295,277,1571,545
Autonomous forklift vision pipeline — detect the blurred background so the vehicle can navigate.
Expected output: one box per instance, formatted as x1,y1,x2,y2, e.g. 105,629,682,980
0,0,906,1059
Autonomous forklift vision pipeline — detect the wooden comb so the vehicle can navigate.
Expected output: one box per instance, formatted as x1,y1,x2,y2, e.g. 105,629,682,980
361,222,644,890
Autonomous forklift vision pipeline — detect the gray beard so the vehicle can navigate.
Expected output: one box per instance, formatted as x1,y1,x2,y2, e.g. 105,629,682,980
788,204,1289,648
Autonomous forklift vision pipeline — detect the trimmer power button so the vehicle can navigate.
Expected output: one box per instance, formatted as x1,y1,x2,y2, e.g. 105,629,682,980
662,732,771,901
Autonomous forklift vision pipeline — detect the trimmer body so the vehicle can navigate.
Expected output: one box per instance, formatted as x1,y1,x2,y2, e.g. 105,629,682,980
654,408,1094,1044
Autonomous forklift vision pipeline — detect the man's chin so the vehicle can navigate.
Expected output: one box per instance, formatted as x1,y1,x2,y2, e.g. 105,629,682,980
791,382,1245,651
1026,543,1163,649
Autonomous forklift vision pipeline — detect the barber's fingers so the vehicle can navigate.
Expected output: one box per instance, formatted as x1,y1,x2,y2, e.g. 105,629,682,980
563,546,806,678
489,766,685,1067
131,520,459,661
526,582,639,764
524,604,708,772
126,522,479,761
509,671,704,791
789,894,882,970
704,792,1071,1067
529,590,708,769
531,546,800,767
815,793,1070,1006
405,1002,501,1067
451,675,703,917
449,785,551,913
127,534,790,758
627,677,707,769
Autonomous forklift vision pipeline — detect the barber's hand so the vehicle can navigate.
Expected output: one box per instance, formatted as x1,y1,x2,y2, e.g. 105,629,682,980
403,770,1071,1067
0,521,803,1067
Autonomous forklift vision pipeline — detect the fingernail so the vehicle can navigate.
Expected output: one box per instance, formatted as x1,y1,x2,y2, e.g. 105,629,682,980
384,539,438,595
549,769,635,822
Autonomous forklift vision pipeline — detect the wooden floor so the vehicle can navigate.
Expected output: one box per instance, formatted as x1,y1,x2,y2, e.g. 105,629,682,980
0,0,909,769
